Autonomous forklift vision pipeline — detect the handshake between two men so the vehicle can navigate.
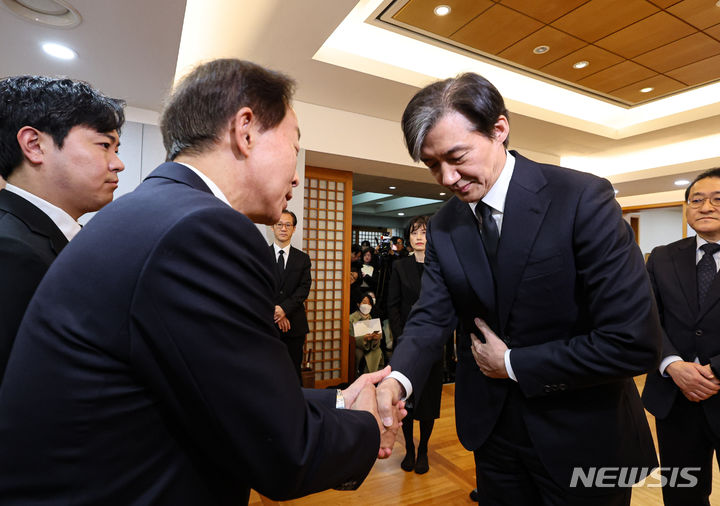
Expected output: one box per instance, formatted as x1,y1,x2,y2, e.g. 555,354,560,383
340,365,408,459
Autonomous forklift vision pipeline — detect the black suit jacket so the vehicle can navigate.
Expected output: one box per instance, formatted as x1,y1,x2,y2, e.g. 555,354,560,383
0,163,378,505
390,152,662,492
642,236,720,434
387,256,422,341
0,189,68,381
270,244,311,337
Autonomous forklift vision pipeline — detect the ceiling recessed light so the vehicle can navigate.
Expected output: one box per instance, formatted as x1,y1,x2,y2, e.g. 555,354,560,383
388,186,396,190
439,192,446,196
674,179,690,186
533,45,550,55
640,87,654,93
42,42,76,60
573,61,589,69
3,0,81,28
398,212,405,216
433,5,451,16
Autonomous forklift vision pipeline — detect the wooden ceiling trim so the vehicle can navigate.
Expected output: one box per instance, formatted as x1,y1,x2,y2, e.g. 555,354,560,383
667,0,720,30
632,32,720,73
706,23,720,41
594,11,697,59
498,26,586,70
550,0,659,43
646,0,683,7
609,74,686,103
497,0,590,25
391,0,494,38
450,4,543,55
577,60,655,93
666,54,720,86
380,0,720,106
539,45,623,82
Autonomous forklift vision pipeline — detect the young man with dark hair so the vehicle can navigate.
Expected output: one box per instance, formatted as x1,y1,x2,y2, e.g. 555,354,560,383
0,75,125,382
377,72,662,505
0,59,401,505
643,167,720,506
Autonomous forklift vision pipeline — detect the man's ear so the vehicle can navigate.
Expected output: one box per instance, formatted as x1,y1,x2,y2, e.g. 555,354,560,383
230,107,255,158
16,126,46,165
492,115,509,145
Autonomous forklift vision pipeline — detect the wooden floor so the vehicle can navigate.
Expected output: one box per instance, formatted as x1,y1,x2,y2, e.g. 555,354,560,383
250,378,719,505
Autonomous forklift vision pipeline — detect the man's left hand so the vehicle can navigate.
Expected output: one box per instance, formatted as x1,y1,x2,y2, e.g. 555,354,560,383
470,317,509,379
276,316,291,333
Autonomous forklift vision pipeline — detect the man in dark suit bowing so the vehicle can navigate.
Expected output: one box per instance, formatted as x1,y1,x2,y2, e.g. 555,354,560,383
271,209,312,381
376,73,662,505
642,168,720,506
0,59,401,505
0,75,125,383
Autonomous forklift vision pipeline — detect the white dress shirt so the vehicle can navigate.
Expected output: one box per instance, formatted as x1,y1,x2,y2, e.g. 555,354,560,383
388,151,517,398
273,243,290,267
3,183,81,241
177,162,230,206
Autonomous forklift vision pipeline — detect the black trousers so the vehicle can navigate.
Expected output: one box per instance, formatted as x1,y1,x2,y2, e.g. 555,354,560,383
282,334,305,384
473,390,631,506
656,394,720,506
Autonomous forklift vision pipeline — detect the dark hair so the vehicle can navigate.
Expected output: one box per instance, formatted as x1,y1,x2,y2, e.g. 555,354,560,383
361,247,376,264
358,291,375,308
685,167,720,201
405,215,429,243
281,209,297,226
351,244,362,255
0,75,125,179
160,59,295,161
401,72,509,161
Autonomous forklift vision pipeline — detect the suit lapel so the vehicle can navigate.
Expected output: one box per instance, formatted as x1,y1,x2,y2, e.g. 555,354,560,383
448,198,496,314
496,154,549,331
672,237,699,316
0,189,68,255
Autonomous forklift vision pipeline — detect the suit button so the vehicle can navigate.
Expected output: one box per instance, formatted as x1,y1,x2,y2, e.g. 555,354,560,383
544,385,551,393
695,329,703,336
559,384,567,391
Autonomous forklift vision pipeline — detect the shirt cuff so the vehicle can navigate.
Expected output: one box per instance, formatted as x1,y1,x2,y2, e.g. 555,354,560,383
659,355,683,377
387,371,412,399
504,349,517,382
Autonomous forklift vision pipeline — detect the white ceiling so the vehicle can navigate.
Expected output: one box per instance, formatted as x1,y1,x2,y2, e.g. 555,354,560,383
2,0,718,215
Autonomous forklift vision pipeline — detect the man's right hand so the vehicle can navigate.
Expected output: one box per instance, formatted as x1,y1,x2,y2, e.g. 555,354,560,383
666,361,720,402
375,378,406,457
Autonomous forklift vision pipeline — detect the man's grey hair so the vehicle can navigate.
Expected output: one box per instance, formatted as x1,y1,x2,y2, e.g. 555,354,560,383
401,73,509,162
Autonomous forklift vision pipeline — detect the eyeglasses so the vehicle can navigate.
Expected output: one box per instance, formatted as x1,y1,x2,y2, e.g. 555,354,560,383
687,195,720,209
274,222,294,229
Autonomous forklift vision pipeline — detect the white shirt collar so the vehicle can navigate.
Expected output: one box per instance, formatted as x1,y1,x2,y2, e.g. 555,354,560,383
176,162,230,207
468,150,515,232
3,183,81,241
273,242,290,258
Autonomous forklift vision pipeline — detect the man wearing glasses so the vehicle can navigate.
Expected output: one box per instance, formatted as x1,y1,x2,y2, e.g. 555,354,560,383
271,210,312,381
643,167,720,506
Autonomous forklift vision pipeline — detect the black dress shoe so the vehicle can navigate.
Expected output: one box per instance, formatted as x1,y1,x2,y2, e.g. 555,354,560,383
469,488,479,502
414,451,429,474
400,449,415,472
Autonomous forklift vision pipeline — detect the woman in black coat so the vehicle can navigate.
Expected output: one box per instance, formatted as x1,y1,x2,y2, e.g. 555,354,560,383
386,216,443,474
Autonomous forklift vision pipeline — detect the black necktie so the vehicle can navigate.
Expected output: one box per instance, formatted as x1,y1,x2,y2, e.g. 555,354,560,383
697,242,720,307
475,202,499,267
276,249,285,280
